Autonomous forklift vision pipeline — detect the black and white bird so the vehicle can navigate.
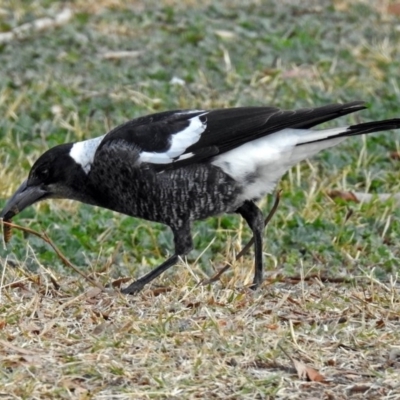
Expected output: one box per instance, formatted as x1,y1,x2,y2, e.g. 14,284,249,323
1,101,399,293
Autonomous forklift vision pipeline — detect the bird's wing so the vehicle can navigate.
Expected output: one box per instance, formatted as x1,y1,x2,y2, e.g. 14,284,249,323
95,101,366,172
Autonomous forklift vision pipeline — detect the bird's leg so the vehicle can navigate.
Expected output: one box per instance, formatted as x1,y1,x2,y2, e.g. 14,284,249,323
121,222,193,295
236,200,265,289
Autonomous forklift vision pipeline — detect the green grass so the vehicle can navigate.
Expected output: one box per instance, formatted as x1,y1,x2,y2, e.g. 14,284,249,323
1,1,400,398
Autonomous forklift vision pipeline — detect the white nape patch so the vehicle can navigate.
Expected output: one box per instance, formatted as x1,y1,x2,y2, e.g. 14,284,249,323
69,135,106,174
212,126,348,201
139,111,207,164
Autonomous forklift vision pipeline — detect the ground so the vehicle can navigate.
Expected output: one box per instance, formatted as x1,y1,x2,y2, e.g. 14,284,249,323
0,1,400,399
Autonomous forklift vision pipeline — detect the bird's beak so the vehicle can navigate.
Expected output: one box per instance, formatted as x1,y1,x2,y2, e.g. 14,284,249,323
0,180,48,220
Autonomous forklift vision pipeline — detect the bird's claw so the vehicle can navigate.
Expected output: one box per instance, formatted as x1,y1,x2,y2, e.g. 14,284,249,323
121,280,146,295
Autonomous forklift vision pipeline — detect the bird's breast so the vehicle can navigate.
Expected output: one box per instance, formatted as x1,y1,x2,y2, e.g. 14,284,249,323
88,162,242,226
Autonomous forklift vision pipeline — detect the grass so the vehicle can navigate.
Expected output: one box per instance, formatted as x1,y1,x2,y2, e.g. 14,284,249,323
1,0,400,398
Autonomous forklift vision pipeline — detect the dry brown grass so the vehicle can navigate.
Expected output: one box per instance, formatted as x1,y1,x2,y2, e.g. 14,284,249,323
1,256,400,399
1,0,400,398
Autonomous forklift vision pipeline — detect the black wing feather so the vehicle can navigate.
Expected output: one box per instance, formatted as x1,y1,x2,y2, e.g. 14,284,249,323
189,101,366,155
96,101,366,171
98,109,205,153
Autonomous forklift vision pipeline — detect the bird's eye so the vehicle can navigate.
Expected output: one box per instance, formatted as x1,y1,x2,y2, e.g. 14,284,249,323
37,167,49,181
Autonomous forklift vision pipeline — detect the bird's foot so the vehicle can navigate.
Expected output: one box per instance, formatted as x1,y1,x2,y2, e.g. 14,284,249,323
249,279,262,291
121,279,146,295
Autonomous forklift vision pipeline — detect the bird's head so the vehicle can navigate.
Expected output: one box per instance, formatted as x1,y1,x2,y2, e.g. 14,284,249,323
1,143,91,221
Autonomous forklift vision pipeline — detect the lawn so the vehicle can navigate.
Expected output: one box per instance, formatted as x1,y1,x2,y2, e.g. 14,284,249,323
1,1,400,398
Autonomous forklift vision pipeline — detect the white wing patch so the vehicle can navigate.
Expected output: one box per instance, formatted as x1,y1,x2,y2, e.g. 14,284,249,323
139,111,207,164
212,127,349,201
69,134,106,174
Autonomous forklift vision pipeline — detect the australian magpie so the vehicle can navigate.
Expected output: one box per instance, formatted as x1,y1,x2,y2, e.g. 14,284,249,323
1,101,400,294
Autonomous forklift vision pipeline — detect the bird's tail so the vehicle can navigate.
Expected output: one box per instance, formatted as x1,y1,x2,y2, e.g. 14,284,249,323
297,118,400,146
289,117,400,164
346,119,400,137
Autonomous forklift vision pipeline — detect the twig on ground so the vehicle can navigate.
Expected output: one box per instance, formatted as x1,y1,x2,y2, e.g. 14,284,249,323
100,50,143,60
0,8,73,44
1,221,104,290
